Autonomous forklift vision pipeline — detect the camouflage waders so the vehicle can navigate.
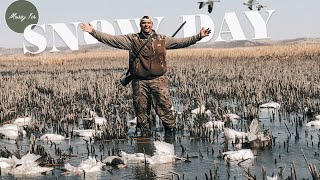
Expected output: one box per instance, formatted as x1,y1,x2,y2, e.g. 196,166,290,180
132,76,175,132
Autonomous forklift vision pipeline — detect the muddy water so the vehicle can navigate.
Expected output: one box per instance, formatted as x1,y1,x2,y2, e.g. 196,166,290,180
1,107,319,180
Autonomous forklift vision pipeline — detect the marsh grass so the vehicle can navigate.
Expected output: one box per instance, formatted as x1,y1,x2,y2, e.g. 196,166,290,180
0,43,320,127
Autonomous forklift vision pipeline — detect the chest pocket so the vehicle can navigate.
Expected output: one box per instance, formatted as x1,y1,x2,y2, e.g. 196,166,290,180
150,39,167,76
154,39,165,54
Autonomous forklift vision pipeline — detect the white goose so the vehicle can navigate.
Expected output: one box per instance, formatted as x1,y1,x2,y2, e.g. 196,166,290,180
148,141,176,165
0,124,25,140
13,116,32,126
40,133,65,141
306,120,320,127
223,113,241,122
198,0,220,13
259,102,280,109
256,4,266,11
223,119,263,141
90,111,107,125
8,153,53,175
65,156,105,174
243,0,258,10
0,157,16,170
222,149,254,161
224,128,248,140
73,129,102,138
119,151,150,164
120,141,176,165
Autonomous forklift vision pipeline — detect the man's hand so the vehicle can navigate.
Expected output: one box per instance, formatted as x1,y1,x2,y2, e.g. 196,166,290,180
80,23,93,33
200,27,211,39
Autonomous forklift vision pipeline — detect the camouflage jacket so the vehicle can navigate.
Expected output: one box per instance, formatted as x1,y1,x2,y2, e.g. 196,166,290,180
90,29,201,78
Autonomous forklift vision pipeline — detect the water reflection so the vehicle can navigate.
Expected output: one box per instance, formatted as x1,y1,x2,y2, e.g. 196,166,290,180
132,138,155,179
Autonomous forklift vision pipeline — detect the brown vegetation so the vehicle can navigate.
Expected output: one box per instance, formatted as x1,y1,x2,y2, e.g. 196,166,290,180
0,43,320,125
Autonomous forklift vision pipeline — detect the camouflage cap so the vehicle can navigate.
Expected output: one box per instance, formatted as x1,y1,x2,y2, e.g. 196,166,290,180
140,16,153,23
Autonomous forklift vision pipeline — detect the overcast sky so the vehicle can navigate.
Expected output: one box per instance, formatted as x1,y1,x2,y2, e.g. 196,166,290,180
0,0,319,48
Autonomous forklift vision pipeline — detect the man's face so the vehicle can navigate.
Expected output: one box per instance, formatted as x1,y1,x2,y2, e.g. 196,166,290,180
140,20,153,33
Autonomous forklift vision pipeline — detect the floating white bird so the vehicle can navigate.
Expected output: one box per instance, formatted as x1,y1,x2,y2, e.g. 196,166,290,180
64,163,82,175
315,115,320,120
120,141,176,165
267,175,278,180
198,0,220,13
119,151,150,164
73,129,102,138
79,157,105,173
224,128,248,140
8,153,53,175
224,119,271,148
0,157,16,170
222,149,254,161
65,156,105,174
13,116,32,126
259,102,280,109
40,134,65,141
0,124,25,140
306,120,320,127
223,113,241,122
147,141,176,165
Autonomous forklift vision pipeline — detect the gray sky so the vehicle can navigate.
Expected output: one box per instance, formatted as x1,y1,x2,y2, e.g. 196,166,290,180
0,0,319,48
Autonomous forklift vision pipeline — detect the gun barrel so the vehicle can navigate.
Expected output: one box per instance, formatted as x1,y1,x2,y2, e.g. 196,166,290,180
171,21,187,37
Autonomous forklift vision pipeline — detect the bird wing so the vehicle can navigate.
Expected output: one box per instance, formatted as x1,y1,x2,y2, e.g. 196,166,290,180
208,2,213,13
79,157,96,170
65,163,80,173
198,2,205,9
247,119,259,141
249,119,259,134
154,141,174,155
247,0,255,5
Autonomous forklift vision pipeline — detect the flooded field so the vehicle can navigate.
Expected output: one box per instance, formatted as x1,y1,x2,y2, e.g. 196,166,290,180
0,44,320,179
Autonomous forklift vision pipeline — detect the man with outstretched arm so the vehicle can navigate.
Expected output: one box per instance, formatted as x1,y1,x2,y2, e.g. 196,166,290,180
80,16,211,137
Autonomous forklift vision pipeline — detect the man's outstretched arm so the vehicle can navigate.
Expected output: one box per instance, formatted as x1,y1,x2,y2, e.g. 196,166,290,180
80,23,132,50
165,27,211,49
